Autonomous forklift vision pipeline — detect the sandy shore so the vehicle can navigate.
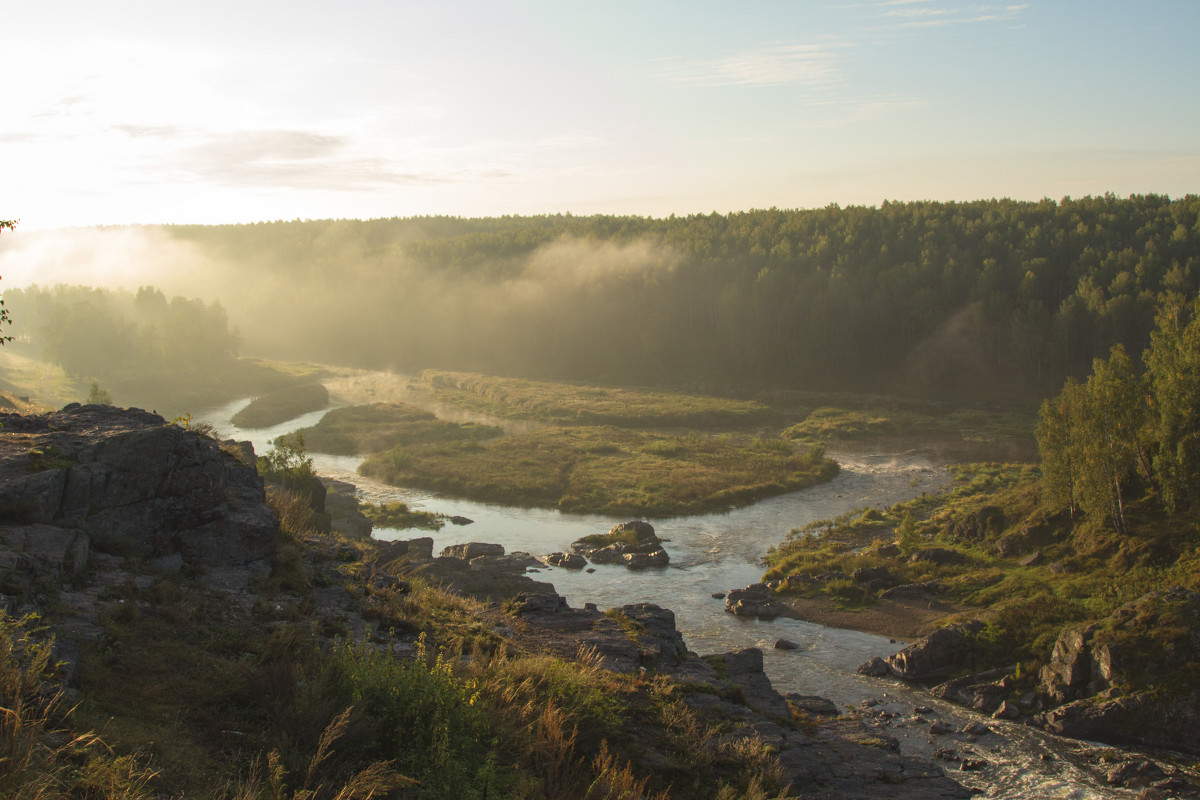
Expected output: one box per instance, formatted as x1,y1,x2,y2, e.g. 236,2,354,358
776,593,963,642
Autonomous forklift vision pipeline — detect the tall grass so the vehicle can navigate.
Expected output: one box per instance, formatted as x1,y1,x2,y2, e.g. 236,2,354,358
423,370,772,429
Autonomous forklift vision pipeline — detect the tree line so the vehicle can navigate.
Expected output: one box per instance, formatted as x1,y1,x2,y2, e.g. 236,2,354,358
1037,292,1200,532
159,194,1199,404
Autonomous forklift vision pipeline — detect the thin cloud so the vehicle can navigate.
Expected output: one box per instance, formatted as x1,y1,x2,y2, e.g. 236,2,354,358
170,130,433,190
878,2,1028,28
656,42,847,88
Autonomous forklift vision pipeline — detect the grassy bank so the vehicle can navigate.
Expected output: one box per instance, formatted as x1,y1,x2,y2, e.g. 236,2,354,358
423,370,773,428
361,425,837,516
231,381,330,428
294,402,503,455
763,461,1200,669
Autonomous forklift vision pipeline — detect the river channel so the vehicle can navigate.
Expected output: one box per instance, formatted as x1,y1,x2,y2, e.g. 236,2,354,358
196,394,1177,800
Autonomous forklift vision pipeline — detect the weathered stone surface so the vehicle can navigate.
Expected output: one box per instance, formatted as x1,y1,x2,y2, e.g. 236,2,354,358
441,542,505,560
857,657,892,677
569,520,669,570
931,667,1015,713
545,551,587,569
322,479,372,540
883,619,985,682
908,547,965,565
724,583,782,619
622,548,669,569
774,638,799,650
0,404,276,577
784,693,839,716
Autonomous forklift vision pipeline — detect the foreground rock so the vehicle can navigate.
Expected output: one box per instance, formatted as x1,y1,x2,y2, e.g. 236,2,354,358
0,404,276,585
860,619,985,682
570,520,670,569
511,589,971,798
404,541,554,601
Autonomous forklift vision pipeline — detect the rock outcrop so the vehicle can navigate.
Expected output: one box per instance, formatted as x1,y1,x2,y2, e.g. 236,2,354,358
0,404,277,589
1031,586,1200,754
724,582,782,618
414,542,554,601
869,619,986,682
570,520,670,569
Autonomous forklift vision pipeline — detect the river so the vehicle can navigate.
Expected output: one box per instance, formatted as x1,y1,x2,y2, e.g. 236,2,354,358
196,393,1177,800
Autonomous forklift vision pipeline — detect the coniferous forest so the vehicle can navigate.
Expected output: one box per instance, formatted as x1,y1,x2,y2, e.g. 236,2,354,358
8,195,1199,410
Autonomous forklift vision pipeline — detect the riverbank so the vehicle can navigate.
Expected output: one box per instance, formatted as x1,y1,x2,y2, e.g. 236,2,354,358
776,593,963,641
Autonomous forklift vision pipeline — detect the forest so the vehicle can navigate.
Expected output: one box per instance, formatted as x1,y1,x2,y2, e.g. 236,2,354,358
2,194,1198,413
146,194,1200,405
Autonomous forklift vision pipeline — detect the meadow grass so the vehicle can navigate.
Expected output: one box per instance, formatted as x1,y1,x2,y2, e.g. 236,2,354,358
359,425,838,516
231,381,329,428
763,460,1200,671
782,405,1035,443
422,370,773,429
294,402,503,455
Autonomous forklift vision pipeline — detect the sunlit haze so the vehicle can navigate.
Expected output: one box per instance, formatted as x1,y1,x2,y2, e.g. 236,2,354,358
3,1,1198,229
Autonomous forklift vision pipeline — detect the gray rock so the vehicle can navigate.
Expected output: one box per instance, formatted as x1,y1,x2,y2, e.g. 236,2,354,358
887,620,985,682
623,548,669,569
991,700,1021,719
0,405,276,577
545,551,587,569
857,656,892,677
441,542,505,560
774,638,799,650
908,547,965,565
784,693,839,716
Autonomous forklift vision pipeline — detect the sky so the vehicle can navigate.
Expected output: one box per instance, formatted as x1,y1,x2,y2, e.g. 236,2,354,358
2,1,1198,229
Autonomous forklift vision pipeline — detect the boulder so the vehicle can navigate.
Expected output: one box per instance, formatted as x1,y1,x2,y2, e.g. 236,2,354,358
724,583,780,619
569,520,669,570
857,657,891,677
623,549,669,569
612,603,688,668
885,619,985,681
440,542,505,560
931,667,1015,713
545,552,587,569
784,693,839,716
0,404,276,578
908,547,965,565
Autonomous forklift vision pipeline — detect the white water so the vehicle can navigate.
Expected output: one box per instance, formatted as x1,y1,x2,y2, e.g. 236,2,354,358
196,394,1177,799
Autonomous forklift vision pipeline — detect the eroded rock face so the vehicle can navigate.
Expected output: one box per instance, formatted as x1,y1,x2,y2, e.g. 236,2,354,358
882,619,985,682
0,404,277,585
1030,587,1200,753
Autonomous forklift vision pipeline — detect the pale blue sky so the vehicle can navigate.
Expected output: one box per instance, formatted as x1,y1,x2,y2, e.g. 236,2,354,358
2,1,1197,227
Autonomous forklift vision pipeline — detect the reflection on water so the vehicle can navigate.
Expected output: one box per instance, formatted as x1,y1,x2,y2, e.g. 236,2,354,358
196,393,1161,799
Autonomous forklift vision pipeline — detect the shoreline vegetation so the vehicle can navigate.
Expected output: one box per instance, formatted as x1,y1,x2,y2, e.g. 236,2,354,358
756,299,1200,754
231,380,330,428
291,374,842,516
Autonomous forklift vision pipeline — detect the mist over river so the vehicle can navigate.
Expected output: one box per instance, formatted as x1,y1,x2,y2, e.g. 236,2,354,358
197,392,1183,799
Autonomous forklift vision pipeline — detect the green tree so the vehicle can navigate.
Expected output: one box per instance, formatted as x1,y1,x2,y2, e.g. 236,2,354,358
0,220,15,345
1036,377,1084,517
1076,345,1147,534
1144,292,1200,512
86,383,114,405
